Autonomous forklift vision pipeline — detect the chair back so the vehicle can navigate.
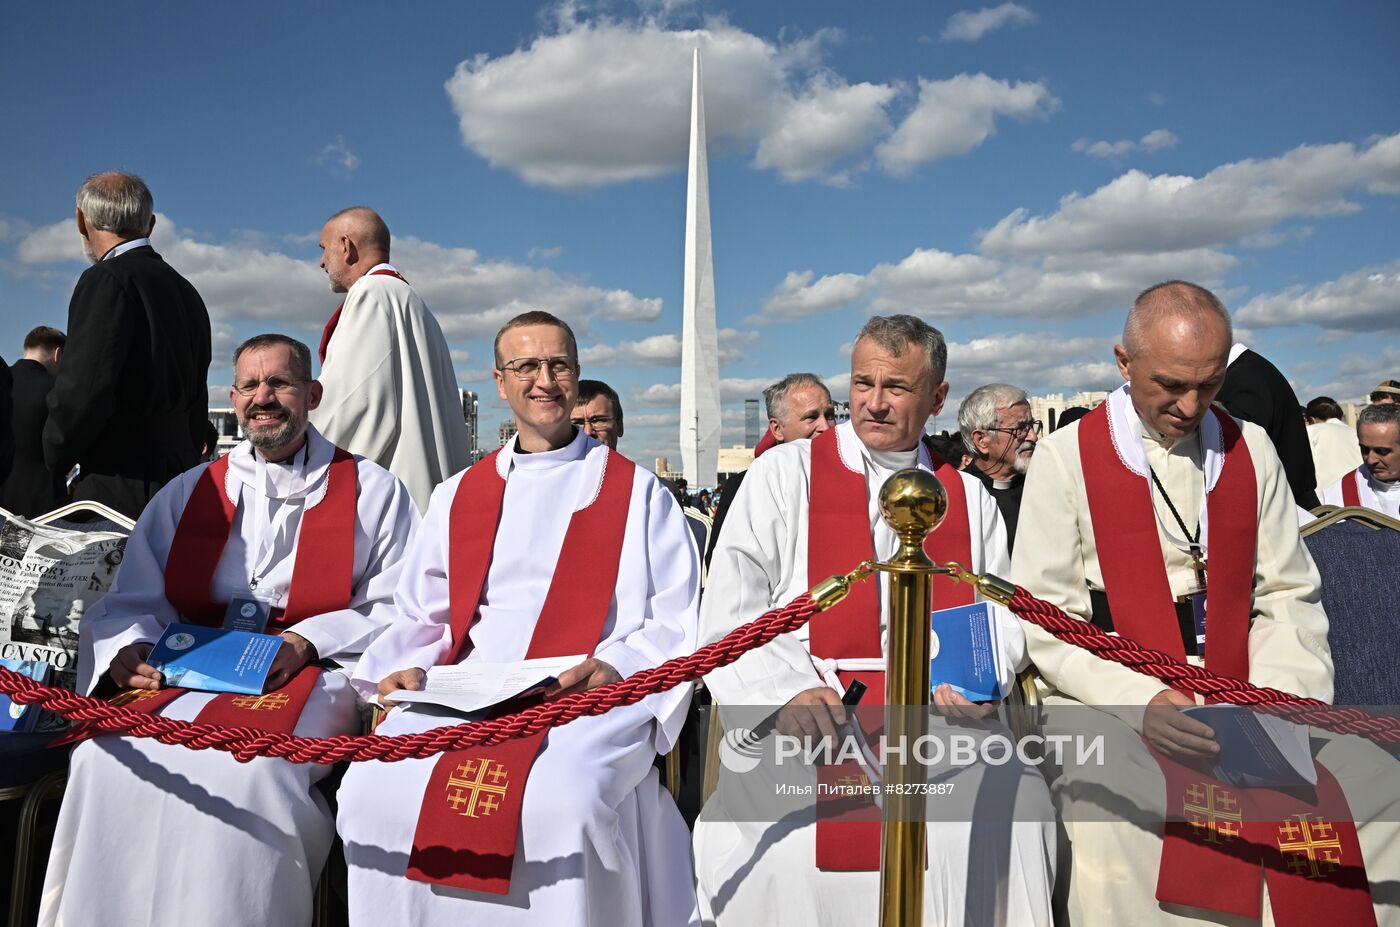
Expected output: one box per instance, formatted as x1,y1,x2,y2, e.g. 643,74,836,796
1303,518,1400,706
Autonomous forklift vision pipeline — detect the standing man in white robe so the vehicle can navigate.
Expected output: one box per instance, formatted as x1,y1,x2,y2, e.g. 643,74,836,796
1011,281,1399,926
336,310,700,927
695,315,1054,927
1318,402,1400,518
312,206,470,511
40,333,419,927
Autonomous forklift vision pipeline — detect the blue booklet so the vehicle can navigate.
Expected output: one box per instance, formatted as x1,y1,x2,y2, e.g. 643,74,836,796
147,623,283,695
1182,705,1316,789
0,658,51,733
929,602,1006,703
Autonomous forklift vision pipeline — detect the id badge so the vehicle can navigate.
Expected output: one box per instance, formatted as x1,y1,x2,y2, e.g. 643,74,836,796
1188,589,1207,657
224,593,273,634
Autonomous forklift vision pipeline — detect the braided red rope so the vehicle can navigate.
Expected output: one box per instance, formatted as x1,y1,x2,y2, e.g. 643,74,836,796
1007,584,1400,744
0,594,820,764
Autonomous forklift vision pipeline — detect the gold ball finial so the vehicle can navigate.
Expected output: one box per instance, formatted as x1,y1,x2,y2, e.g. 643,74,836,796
877,468,948,549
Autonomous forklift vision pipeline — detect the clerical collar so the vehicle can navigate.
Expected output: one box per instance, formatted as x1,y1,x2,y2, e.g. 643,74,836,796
865,444,919,472
1370,470,1400,493
226,425,333,503
508,427,588,470
993,478,1014,490
102,237,151,260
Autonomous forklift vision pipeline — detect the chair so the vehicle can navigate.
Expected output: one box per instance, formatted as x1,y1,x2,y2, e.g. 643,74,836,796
2,502,132,927
1302,510,1400,707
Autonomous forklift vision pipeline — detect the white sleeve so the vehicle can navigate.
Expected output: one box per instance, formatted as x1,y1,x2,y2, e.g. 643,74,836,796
310,287,402,467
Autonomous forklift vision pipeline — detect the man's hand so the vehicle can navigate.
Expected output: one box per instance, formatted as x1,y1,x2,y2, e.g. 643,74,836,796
265,631,319,691
545,658,621,699
775,686,848,742
1143,688,1219,762
377,668,427,707
933,683,997,720
109,643,161,690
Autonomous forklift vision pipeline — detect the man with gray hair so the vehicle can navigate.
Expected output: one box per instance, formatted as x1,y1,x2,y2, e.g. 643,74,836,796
959,383,1041,550
697,315,1051,926
1319,402,1400,518
43,171,211,519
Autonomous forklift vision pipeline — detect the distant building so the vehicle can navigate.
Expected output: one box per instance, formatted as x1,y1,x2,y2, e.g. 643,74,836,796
208,408,240,457
718,445,755,476
744,399,761,447
1028,391,1110,431
655,457,683,481
498,421,518,448
460,389,479,454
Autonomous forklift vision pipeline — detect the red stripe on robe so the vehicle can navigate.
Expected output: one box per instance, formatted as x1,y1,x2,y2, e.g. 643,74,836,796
807,428,972,870
1342,469,1362,508
406,448,636,894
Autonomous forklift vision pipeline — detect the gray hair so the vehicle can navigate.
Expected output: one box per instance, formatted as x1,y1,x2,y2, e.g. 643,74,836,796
76,171,154,238
1359,402,1400,433
764,373,829,421
958,383,1028,447
233,333,313,381
1123,280,1233,356
855,315,948,384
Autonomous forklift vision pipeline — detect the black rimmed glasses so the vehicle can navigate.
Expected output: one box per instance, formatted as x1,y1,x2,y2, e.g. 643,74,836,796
987,419,1043,439
571,415,616,429
500,356,578,381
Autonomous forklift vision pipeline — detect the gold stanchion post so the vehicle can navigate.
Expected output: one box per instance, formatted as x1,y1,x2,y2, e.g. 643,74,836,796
875,469,948,927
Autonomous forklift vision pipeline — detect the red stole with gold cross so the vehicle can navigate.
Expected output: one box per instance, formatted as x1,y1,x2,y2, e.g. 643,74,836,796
1078,404,1374,924
405,445,636,894
107,446,358,736
806,427,973,871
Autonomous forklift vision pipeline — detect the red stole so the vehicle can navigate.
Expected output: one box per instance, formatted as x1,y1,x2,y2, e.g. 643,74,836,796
318,267,408,363
806,428,973,870
1342,469,1362,508
1078,405,1372,921
112,446,359,735
406,447,636,894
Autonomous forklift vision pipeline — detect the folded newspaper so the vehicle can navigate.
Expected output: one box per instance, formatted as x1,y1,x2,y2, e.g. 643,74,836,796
387,655,587,715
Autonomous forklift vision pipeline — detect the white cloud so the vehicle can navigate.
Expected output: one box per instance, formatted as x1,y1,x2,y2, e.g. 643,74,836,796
10,216,661,342
632,376,775,407
1071,128,1178,159
1289,346,1400,402
941,4,1038,42
314,136,360,176
528,245,563,261
1148,92,1168,106
875,75,1058,176
579,327,756,366
757,269,868,321
981,133,1400,256
753,75,896,184
944,333,1121,394
1235,262,1400,333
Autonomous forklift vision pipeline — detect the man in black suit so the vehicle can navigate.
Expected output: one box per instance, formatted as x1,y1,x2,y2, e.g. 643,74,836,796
43,172,211,519
1215,341,1318,509
957,382,1041,552
3,326,68,516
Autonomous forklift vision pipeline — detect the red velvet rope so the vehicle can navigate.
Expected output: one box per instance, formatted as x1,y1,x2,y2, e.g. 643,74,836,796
0,594,820,764
1007,584,1400,744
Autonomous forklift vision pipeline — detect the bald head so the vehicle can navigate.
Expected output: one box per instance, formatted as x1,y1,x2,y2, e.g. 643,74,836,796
318,207,391,293
1115,281,1233,439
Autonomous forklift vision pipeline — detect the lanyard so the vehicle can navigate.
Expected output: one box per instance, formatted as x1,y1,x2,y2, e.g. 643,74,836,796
1148,463,1207,588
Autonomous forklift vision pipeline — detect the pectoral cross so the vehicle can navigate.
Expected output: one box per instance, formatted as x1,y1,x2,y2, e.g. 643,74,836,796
1189,545,1207,590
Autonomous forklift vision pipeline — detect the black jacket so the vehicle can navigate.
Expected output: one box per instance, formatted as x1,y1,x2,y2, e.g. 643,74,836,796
2,359,66,517
1216,348,1318,510
43,245,211,520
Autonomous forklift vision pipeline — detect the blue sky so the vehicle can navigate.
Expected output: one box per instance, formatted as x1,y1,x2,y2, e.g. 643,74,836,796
2,0,1397,469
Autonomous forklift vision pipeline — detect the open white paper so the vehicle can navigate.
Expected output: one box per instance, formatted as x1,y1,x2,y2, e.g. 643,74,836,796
386,655,588,715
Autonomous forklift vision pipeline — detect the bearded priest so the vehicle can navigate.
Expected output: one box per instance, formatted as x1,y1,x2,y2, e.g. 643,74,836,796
39,333,419,927
335,310,701,926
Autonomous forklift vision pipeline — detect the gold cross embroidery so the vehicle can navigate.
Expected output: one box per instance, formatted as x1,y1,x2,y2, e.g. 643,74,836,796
1184,783,1243,845
229,692,291,711
446,758,510,818
111,688,162,706
1277,814,1344,879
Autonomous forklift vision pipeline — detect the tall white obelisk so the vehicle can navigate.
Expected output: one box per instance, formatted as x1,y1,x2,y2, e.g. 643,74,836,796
680,48,721,488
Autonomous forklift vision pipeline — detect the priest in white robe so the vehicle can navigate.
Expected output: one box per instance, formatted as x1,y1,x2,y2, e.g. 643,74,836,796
336,311,700,927
311,206,470,511
1011,282,1400,926
695,315,1055,927
39,333,419,927
1317,403,1400,519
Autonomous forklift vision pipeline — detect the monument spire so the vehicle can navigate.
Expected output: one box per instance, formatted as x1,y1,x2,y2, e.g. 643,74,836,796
680,47,721,487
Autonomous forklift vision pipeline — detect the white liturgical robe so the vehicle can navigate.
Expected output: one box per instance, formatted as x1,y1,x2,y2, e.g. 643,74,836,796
310,263,471,512
1320,464,1400,519
1010,387,1400,926
39,425,419,927
1308,418,1362,495
694,421,1054,927
336,430,701,927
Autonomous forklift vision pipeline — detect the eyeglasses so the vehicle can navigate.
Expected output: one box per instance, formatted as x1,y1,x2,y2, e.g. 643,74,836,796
571,415,616,429
986,419,1043,439
233,376,307,396
499,356,577,381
